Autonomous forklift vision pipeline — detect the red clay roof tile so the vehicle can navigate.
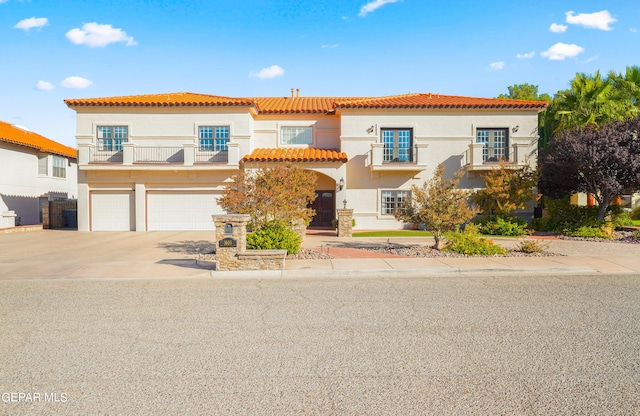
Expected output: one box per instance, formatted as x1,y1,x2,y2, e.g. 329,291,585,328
243,148,348,163
0,121,77,159
64,92,254,107
65,92,547,113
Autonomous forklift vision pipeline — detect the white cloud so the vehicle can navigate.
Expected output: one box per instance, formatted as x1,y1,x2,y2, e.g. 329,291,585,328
631,28,638,33
490,62,505,70
250,65,285,80
550,23,567,33
0,0,9,4
36,80,53,91
66,22,136,47
516,51,535,59
565,10,616,31
322,44,339,49
14,17,48,31
61,76,93,89
359,0,401,17
541,42,585,60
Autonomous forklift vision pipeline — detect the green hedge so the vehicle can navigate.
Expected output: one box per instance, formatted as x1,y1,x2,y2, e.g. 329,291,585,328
246,220,302,254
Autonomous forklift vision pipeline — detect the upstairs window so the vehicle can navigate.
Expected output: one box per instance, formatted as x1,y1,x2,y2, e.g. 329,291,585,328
53,156,66,178
199,126,229,151
381,128,413,162
38,154,48,176
281,126,312,145
476,128,508,162
381,190,411,215
97,126,128,151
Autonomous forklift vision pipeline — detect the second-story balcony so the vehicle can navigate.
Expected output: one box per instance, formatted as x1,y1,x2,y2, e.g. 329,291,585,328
465,142,531,173
79,142,240,170
367,143,429,171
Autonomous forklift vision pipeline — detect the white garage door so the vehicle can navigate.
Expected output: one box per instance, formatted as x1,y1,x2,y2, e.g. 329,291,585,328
91,191,135,231
147,192,222,231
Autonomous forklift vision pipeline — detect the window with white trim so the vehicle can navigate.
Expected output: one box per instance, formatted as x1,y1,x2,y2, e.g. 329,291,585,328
53,156,66,178
381,190,411,215
199,126,229,151
476,128,508,161
97,126,128,151
381,128,413,162
281,126,312,145
38,154,48,176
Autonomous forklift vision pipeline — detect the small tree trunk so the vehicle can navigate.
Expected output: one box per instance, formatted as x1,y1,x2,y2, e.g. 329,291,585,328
432,233,441,250
596,196,612,221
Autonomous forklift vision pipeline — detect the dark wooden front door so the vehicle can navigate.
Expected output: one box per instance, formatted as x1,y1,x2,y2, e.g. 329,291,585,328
309,190,335,227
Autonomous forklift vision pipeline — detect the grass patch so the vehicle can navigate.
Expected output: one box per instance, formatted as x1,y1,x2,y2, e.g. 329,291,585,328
632,220,640,227
353,230,433,237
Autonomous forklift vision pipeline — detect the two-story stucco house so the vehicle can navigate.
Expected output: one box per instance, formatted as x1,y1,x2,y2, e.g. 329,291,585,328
0,121,78,228
64,91,547,232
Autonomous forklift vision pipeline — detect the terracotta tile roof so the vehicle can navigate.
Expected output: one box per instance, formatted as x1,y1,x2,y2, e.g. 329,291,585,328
65,92,548,112
251,97,352,114
243,148,348,163
64,92,254,107
334,93,548,109
0,121,77,159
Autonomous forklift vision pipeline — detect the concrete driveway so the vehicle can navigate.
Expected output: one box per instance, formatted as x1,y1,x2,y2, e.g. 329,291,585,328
0,230,217,279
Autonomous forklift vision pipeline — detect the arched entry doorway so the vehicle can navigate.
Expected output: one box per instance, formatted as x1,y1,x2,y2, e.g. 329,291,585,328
308,172,336,227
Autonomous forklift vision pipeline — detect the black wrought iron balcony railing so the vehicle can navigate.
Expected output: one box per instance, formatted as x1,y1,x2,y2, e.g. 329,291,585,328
195,149,229,163
134,147,184,163
90,148,123,163
480,146,512,163
382,145,417,163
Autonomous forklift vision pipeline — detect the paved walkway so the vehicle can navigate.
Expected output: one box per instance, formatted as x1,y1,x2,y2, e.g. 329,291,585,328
217,233,640,279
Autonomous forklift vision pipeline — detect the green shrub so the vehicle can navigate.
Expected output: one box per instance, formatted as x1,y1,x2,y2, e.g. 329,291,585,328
565,225,613,239
542,196,600,231
443,224,506,255
246,220,302,254
611,210,633,227
473,215,529,236
532,217,553,232
514,238,549,254
631,205,640,220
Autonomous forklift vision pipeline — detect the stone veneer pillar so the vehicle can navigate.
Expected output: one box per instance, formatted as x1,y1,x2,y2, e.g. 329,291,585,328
336,209,354,237
212,214,251,271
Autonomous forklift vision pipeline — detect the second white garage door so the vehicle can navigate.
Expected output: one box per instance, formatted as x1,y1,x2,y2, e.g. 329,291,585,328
147,192,223,231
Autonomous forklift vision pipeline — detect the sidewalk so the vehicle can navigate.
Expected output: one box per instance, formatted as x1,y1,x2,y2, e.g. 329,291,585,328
212,233,640,279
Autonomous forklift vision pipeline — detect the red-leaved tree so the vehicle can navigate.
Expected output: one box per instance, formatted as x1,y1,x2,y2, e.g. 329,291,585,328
539,115,640,220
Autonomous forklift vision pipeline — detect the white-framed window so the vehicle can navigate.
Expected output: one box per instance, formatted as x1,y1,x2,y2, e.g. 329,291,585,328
53,156,66,179
476,128,508,162
381,128,413,162
38,154,48,176
199,126,229,151
281,126,313,145
97,126,128,151
381,190,411,215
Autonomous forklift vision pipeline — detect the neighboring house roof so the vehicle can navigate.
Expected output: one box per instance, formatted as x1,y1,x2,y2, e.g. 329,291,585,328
65,92,548,114
0,121,77,159
243,148,348,163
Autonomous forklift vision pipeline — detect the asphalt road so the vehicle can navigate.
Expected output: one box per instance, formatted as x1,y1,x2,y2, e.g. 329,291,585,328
2,274,639,415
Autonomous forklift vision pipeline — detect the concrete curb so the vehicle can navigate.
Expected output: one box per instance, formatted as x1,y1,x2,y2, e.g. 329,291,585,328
210,266,600,279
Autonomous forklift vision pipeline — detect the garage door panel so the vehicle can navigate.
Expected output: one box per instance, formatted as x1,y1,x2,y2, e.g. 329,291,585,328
147,192,222,231
91,192,135,231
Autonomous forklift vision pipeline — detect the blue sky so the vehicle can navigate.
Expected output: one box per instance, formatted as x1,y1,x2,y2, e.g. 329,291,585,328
1,0,638,147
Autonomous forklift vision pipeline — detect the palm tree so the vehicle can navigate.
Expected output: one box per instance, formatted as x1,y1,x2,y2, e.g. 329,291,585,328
609,65,640,110
552,71,635,132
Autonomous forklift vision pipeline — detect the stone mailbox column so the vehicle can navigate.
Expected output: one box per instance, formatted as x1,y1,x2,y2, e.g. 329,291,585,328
336,209,354,237
212,214,251,271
